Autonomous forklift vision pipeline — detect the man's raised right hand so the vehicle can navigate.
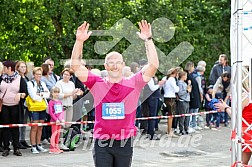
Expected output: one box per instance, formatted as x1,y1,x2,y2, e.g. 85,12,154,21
76,21,92,42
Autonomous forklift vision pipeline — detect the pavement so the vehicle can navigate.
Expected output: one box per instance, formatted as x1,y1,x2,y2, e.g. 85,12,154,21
0,120,232,167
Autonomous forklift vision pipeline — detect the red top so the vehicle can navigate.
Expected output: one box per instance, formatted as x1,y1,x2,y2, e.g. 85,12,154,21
242,103,252,128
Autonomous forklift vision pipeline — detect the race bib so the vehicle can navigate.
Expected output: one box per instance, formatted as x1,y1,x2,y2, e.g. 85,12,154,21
54,104,63,114
102,102,125,120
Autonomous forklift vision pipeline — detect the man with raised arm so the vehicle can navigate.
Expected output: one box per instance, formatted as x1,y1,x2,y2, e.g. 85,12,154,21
71,20,159,167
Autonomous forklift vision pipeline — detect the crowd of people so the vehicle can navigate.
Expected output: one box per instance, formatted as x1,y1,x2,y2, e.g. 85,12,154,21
137,54,232,139
0,20,236,166
0,58,89,156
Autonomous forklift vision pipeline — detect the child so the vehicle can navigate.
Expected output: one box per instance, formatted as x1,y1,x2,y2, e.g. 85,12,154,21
48,86,64,154
177,71,191,135
205,85,214,129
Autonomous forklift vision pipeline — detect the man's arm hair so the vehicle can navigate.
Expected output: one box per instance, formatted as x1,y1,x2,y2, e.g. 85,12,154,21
71,22,91,83
141,39,159,82
71,41,88,82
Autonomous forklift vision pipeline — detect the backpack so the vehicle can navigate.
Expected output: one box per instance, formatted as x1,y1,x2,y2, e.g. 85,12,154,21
192,71,201,80
63,126,81,151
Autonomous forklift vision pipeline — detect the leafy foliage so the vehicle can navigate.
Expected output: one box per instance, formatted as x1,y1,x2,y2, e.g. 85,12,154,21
0,0,230,77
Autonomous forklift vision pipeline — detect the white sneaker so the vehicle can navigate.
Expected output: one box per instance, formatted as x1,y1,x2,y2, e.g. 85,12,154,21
41,139,50,145
59,143,69,151
31,146,39,154
37,145,48,152
194,126,203,130
188,127,196,133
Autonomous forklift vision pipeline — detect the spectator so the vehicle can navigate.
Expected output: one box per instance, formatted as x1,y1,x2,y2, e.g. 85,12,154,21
197,60,207,95
197,60,206,68
204,85,214,128
0,62,3,74
100,70,108,78
214,67,250,165
44,58,59,89
123,66,133,77
0,61,3,152
28,67,49,154
212,72,231,127
212,72,231,103
144,75,163,140
15,61,31,149
163,68,179,137
184,61,201,133
40,63,53,145
177,71,191,135
130,62,140,74
25,61,34,81
172,67,182,134
48,86,64,154
196,65,206,95
0,60,28,157
130,62,142,128
209,54,231,85
55,68,80,151
64,60,86,132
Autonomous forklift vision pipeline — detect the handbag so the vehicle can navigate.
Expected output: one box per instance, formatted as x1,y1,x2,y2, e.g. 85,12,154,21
26,95,47,111
0,88,8,112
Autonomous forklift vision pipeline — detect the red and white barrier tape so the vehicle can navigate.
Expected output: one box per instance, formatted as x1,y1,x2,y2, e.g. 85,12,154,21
0,110,218,128
136,110,218,120
231,161,252,167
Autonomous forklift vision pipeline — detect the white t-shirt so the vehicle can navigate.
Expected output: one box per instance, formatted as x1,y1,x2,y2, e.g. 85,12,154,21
163,77,179,98
55,80,75,107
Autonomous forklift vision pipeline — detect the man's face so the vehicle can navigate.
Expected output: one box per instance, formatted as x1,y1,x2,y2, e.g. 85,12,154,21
104,54,125,79
46,60,54,73
219,57,226,65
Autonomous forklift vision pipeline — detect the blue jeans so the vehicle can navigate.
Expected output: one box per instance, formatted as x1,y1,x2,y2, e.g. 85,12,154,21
189,108,199,128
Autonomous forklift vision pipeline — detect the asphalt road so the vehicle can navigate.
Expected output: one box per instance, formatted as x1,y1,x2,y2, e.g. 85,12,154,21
0,120,232,167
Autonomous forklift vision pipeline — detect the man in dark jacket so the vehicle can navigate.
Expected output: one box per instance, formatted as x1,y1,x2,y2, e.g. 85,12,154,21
209,54,231,85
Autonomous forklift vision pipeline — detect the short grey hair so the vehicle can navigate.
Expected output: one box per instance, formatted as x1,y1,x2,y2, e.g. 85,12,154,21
196,65,205,72
197,60,206,67
105,51,123,63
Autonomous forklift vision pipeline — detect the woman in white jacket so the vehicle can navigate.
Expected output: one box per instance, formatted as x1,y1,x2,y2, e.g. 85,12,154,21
55,68,79,150
163,68,179,137
27,67,49,154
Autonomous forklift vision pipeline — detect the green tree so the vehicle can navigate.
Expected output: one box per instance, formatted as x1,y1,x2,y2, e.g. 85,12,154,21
0,0,231,78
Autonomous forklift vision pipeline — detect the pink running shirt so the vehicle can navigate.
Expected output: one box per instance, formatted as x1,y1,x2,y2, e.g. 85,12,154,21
83,71,146,140
48,100,64,122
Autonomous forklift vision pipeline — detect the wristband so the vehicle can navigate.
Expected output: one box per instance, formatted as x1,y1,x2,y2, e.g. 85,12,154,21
145,36,152,42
